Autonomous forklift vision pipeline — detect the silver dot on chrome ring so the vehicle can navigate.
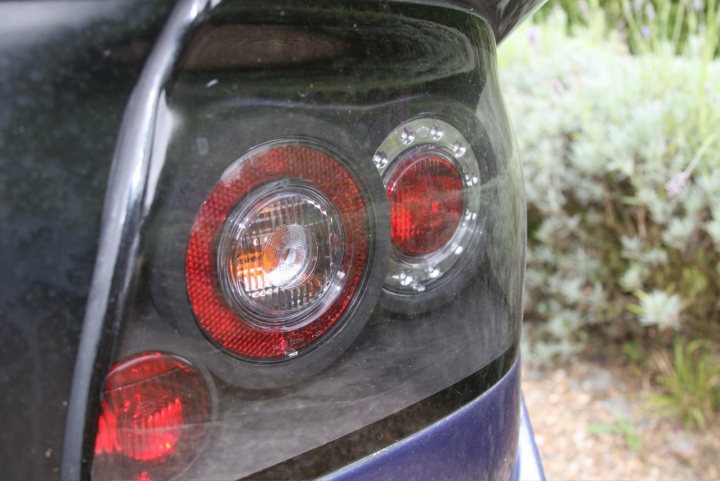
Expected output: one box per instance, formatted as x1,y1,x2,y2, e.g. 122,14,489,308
452,142,467,158
400,128,415,145
373,152,388,170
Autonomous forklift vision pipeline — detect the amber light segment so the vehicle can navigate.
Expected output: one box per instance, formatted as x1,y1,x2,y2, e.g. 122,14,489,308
260,225,315,288
226,193,340,314
221,189,343,321
92,352,211,481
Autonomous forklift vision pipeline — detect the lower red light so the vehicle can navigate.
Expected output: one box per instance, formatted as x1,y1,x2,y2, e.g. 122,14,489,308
386,152,464,257
92,352,211,481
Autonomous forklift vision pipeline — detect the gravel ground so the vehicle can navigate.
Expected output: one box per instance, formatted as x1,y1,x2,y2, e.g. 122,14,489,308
523,359,720,481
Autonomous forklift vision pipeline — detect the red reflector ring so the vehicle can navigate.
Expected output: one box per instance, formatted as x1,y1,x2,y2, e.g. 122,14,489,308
92,352,211,481
186,142,369,360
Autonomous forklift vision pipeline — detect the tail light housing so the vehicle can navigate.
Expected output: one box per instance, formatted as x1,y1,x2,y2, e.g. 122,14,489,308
375,118,485,313
92,352,213,481
186,141,381,362
64,2,525,480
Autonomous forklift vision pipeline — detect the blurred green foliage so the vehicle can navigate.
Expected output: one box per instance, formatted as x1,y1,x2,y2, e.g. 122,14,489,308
539,0,720,58
650,339,720,428
501,4,720,424
589,413,642,450
502,7,720,349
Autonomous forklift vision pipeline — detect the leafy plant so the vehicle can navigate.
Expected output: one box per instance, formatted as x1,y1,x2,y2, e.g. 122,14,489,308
539,0,720,58
650,339,720,428
622,340,644,364
501,0,720,430
628,289,682,330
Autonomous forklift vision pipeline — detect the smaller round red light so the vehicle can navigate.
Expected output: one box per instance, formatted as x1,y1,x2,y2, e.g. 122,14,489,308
386,152,464,257
92,352,211,481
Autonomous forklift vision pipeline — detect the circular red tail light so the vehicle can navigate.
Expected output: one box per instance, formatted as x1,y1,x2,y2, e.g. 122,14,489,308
92,352,211,481
387,152,464,257
374,117,483,312
186,142,370,361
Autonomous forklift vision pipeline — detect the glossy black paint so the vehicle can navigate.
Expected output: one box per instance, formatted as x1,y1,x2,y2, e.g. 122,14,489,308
424,0,546,41
245,346,517,480
0,2,173,480
326,356,522,481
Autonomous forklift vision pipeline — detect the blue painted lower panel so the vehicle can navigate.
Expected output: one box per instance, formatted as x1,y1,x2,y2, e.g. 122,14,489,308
324,357,521,481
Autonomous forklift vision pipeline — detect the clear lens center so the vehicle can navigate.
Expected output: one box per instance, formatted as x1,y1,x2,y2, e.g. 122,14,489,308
218,185,345,330
261,224,316,288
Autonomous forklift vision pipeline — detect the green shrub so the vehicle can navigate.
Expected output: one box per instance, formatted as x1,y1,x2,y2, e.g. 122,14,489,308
538,0,720,58
650,339,720,428
500,10,720,360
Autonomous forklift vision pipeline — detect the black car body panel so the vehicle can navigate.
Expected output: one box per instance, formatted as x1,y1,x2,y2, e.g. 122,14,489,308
0,1,543,480
0,2,173,479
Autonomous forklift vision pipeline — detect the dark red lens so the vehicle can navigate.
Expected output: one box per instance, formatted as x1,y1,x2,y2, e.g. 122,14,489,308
387,152,464,257
93,352,210,481
186,143,369,360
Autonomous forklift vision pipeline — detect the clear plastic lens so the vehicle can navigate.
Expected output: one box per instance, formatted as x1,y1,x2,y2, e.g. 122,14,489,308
259,224,313,288
218,185,345,329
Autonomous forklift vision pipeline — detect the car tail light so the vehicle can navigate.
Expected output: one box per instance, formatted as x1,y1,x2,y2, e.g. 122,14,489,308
387,150,464,257
375,118,484,313
92,352,212,481
65,3,525,481
186,142,373,361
